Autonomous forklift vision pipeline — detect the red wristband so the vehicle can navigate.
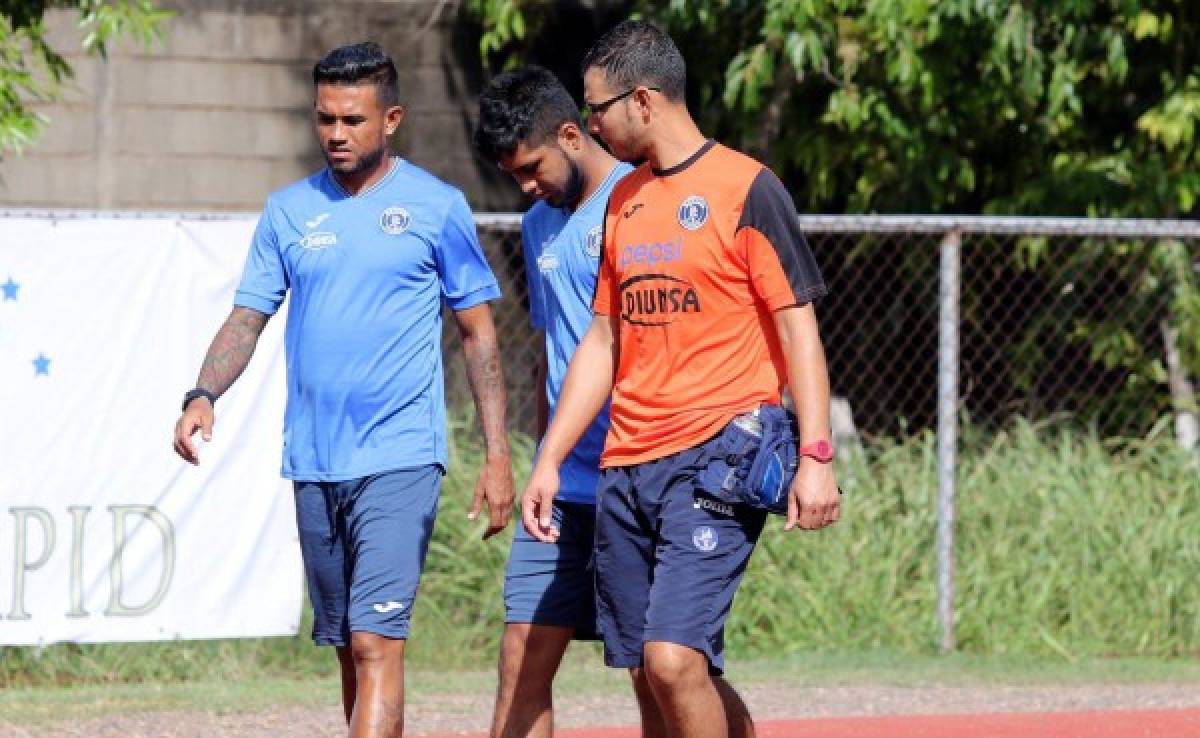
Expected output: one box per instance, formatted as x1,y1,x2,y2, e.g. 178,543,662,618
798,439,834,463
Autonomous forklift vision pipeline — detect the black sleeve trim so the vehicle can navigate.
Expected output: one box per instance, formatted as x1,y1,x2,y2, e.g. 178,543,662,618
590,211,611,314
738,168,827,304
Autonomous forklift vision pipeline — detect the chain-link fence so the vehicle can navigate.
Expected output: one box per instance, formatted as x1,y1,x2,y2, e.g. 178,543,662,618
459,214,1199,653
5,209,1195,653
453,215,1200,446
6,209,1193,444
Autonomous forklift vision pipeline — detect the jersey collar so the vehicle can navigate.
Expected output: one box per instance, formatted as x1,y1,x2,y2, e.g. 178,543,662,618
327,156,402,199
571,162,627,215
652,139,716,177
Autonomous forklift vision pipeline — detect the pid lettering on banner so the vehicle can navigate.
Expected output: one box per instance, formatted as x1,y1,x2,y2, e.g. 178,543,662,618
3,505,175,621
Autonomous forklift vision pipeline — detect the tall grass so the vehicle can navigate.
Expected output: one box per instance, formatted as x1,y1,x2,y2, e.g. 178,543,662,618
3,418,1198,687
730,418,1200,659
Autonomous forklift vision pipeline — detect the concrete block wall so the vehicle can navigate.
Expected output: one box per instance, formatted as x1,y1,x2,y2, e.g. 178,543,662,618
0,0,521,212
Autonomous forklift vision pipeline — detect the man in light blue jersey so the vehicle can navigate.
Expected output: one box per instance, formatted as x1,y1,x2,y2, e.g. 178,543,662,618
474,66,632,738
172,42,514,738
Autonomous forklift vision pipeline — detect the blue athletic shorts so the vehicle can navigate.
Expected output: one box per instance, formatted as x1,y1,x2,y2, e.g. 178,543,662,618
504,499,599,639
293,465,441,646
594,425,768,674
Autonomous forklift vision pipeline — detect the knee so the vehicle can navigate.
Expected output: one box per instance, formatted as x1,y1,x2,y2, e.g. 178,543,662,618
350,632,402,669
643,642,709,695
495,651,539,697
497,630,555,696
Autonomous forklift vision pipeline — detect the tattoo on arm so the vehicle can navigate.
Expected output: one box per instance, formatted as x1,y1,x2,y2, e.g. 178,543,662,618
195,307,269,397
463,330,510,456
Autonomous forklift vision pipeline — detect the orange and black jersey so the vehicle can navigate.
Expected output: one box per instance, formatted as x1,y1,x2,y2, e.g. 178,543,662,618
593,140,827,467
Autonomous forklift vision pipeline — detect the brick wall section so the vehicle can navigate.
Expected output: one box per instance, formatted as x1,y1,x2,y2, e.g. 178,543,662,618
0,0,521,211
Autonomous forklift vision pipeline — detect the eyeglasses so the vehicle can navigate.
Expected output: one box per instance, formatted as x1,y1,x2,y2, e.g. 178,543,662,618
583,86,660,118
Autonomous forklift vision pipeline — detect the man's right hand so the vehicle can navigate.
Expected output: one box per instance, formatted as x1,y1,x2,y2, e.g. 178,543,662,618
521,461,561,543
173,398,214,465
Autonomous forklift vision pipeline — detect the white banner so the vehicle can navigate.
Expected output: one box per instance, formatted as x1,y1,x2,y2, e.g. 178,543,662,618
0,214,303,644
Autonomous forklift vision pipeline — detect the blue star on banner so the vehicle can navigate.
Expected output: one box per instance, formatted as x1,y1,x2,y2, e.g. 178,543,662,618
2,277,18,301
33,353,51,376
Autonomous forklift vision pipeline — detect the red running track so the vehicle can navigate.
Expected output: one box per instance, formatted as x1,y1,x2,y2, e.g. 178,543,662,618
422,708,1200,738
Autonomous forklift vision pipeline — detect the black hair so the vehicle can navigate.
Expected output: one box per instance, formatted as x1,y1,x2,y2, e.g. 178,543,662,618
312,42,400,108
474,65,583,162
580,20,686,102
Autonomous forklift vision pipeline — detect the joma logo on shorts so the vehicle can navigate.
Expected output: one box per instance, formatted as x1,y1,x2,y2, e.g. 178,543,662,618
618,273,701,326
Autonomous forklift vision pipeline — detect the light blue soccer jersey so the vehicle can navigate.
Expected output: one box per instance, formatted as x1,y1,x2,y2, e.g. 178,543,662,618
523,162,633,503
235,158,501,481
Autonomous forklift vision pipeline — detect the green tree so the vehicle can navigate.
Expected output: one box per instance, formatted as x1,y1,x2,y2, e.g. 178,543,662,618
467,0,1199,436
1,0,169,154
470,1,1198,218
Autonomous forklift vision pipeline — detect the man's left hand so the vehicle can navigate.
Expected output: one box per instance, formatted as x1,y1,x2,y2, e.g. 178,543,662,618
785,458,840,531
469,452,514,539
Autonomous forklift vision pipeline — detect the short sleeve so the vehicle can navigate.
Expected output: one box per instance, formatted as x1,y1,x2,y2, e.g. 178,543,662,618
737,168,827,310
233,200,289,315
435,192,502,311
521,214,546,330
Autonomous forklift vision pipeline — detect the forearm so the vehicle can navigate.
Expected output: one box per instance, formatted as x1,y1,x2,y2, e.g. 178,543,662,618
462,325,511,458
537,318,616,467
195,307,268,397
775,305,832,444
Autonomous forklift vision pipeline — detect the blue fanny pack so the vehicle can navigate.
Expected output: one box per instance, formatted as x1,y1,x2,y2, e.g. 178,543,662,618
695,404,800,515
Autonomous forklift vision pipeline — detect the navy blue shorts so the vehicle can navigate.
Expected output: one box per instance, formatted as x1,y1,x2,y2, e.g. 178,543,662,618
504,499,599,639
293,465,441,646
594,427,767,674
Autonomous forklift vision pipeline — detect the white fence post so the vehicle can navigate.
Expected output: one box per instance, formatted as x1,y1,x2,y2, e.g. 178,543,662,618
937,228,961,653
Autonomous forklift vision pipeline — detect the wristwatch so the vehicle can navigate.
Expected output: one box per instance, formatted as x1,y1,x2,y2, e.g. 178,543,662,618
798,439,835,463
181,388,218,412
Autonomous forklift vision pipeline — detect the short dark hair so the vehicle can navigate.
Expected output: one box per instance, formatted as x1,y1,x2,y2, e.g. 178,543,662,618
313,42,400,108
581,20,685,102
474,66,582,162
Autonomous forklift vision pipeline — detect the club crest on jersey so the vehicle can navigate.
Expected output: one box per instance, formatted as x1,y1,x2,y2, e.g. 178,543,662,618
585,225,603,258
678,195,709,231
380,206,411,235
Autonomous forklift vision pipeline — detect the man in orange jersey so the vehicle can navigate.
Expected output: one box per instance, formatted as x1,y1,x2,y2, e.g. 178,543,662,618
519,20,841,738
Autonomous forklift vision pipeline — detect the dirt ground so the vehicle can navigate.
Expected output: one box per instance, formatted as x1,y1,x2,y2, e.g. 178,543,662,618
5,682,1200,737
